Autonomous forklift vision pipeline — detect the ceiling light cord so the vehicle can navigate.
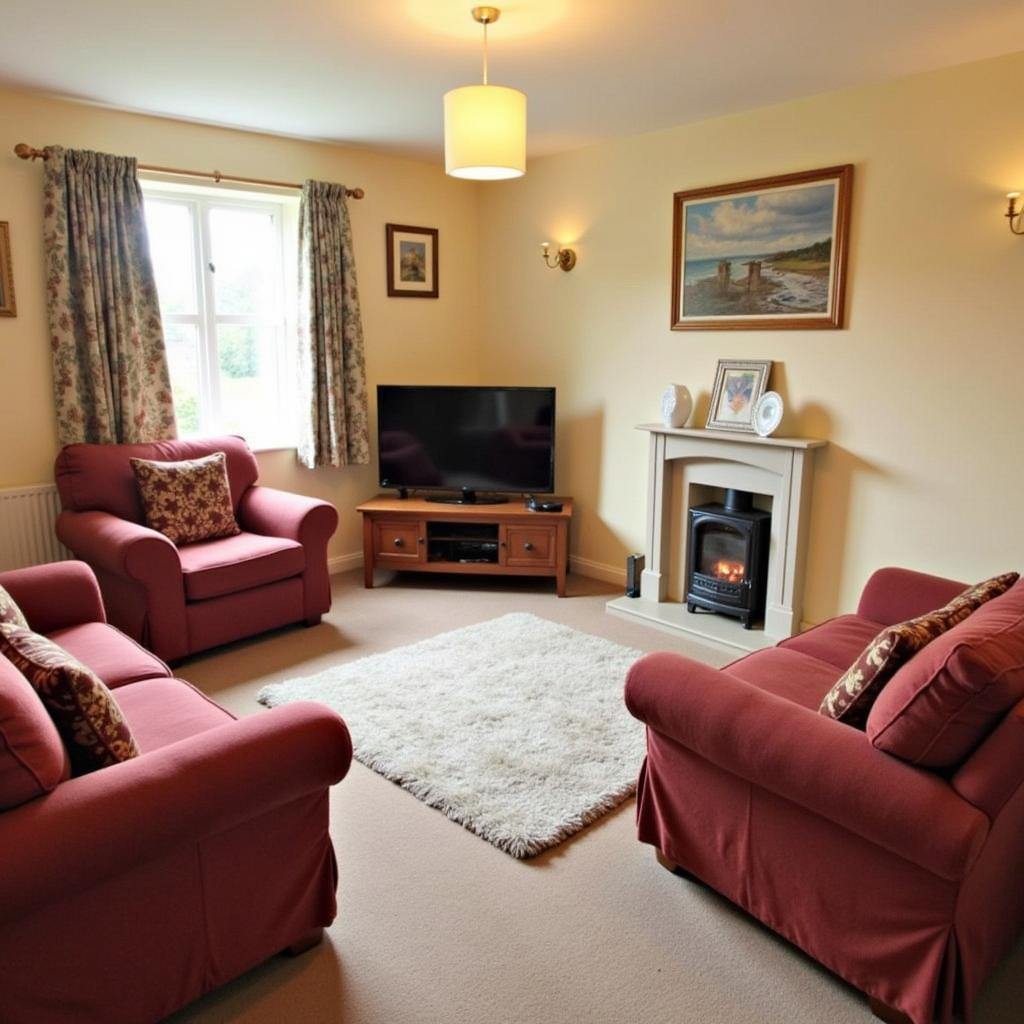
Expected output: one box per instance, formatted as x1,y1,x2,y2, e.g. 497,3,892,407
482,19,489,86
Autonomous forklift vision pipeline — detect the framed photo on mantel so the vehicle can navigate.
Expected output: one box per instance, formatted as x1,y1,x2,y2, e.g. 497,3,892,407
386,223,438,298
671,165,853,331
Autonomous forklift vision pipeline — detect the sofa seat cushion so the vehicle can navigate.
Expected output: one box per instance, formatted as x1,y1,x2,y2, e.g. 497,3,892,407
726,647,843,710
48,622,172,689
114,678,235,753
0,657,70,808
868,579,1024,768
179,531,305,602
778,614,886,671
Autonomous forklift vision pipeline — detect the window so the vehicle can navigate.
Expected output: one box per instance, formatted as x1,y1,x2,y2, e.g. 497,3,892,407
142,181,299,449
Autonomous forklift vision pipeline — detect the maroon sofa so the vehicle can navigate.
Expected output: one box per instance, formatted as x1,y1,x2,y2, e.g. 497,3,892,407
626,567,1024,1024
0,560,352,1024
54,435,338,663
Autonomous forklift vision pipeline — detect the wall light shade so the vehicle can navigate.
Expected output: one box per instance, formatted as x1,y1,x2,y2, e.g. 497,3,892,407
444,84,526,180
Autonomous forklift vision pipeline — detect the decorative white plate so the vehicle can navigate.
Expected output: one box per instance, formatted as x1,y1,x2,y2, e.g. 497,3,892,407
753,391,784,437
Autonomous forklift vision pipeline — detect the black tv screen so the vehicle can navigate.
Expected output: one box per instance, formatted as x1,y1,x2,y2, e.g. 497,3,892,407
377,386,556,494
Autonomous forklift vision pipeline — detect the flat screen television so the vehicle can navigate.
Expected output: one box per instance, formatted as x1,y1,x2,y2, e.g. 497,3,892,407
377,385,555,503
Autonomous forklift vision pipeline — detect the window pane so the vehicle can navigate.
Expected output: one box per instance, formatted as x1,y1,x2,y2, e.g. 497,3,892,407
164,323,201,435
144,201,197,315
210,207,277,317
217,324,281,442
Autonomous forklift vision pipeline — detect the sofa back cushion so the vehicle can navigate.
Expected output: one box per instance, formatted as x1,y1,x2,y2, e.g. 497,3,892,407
819,572,1018,728
55,435,259,523
0,625,140,775
0,656,70,808
867,579,1024,767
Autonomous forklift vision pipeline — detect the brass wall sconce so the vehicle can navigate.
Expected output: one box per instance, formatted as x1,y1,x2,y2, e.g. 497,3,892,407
1006,193,1024,235
541,241,577,272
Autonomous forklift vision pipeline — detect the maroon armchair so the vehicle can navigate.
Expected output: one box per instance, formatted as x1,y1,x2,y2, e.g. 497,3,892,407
0,561,352,1023
54,436,338,662
626,567,1024,1024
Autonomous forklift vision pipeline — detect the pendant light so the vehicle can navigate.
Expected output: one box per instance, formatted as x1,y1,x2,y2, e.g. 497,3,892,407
443,6,526,180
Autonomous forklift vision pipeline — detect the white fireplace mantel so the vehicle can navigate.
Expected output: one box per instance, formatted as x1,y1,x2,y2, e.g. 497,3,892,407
607,425,827,653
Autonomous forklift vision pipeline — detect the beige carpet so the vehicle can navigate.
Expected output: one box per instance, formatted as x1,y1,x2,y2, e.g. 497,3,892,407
166,570,1024,1024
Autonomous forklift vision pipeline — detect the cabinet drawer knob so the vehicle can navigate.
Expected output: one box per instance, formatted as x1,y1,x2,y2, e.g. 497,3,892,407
393,537,404,548
418,537,425,544
524,542,534,551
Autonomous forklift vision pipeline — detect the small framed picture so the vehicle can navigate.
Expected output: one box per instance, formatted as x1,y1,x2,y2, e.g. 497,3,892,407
386,223,438,298
0,222,16,318
706,359,773,433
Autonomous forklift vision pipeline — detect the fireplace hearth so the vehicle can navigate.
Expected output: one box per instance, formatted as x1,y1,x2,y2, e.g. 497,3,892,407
685,488,770,629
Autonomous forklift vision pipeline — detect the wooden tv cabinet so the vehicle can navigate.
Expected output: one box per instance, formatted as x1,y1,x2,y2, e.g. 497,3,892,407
357,495,573,597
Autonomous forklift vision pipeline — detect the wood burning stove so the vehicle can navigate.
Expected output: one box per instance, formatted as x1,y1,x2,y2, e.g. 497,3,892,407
685,489,770,629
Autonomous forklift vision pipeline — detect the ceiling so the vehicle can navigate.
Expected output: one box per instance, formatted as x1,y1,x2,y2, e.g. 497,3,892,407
0,1,1019,161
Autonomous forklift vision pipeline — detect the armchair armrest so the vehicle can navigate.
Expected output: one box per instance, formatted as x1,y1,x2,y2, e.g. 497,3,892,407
856,567,966,626
238,486,338,546
625,652,988,881
0,560,105,633
0,701,352,926
56,509,181,584
239,486,339,620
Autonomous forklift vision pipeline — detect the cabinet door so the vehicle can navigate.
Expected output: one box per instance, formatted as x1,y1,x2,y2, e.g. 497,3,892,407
372,520,424,563
504,525,557,568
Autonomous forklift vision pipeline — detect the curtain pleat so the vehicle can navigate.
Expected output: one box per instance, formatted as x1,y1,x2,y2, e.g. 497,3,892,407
42,146,176,445
297,180,369,468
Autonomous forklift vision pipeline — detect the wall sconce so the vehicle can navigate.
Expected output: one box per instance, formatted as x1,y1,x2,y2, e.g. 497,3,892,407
1006,193,1024,235
541,241,577,272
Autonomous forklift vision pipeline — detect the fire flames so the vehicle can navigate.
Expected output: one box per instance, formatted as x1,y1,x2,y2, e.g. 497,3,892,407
712,560,745,583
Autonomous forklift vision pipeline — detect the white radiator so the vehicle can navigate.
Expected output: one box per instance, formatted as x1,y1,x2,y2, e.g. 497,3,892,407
0,484,70,572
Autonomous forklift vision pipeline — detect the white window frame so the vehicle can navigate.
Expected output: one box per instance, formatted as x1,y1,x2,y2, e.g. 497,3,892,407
141,179,299,450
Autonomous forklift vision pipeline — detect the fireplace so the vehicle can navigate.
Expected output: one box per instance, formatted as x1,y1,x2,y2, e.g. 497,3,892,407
685,488,770,629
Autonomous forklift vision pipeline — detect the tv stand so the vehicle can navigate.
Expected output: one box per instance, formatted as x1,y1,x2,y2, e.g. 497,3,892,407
426,488,509,505
358,495,573,597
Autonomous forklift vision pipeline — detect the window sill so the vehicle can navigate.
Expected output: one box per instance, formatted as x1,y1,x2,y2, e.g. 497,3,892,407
250,443,298,455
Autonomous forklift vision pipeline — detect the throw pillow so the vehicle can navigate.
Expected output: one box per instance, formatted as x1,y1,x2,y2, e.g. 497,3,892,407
0,624,139,775
867,578,1024,767
819,571,1019,728
0,584,28,629
130,451,240,546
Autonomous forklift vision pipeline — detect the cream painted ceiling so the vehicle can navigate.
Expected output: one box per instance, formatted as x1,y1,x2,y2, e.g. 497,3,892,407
0,1,1019,160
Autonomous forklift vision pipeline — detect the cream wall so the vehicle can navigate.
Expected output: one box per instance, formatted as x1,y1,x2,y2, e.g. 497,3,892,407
477,51,1024,622
0,87,481,561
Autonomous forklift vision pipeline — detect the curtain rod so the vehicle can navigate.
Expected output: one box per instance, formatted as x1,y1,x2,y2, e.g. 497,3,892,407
13,144,365,199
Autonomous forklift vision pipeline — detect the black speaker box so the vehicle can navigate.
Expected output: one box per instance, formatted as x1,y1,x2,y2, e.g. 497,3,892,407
626,553,645,598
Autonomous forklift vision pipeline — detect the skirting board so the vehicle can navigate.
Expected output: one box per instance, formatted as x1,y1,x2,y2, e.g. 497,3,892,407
328,551,627,587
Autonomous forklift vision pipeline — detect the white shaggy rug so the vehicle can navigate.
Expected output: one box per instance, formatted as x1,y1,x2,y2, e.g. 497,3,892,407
257,613,645,858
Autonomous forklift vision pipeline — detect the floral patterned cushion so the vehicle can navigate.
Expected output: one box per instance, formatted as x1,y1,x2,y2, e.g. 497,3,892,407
0,585,28,629
130,451,240,546
820,571,1019,727
0,623,140,774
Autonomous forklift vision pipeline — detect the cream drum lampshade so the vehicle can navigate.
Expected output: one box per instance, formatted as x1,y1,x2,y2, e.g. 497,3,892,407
444,84,526,180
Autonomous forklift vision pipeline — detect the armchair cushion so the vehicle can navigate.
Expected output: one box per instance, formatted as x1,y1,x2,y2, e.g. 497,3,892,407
48,623,172,689
179,532,305,601
0,625,139,775
869,579,1024,767
0,659,70,809
778,613,884,670
727,647,842,709
130,452,241,545
0,586,28,629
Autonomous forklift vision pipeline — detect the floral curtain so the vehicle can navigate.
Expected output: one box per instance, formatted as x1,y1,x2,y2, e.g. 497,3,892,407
297,180,369,468
42,146,176,445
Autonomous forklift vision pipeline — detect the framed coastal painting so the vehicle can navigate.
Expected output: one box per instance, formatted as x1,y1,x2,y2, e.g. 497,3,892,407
706,359,772,433
0,222,15,317
386,223,438,298
671,165,852,331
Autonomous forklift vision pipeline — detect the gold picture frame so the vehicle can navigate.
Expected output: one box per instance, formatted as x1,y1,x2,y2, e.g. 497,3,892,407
0,222,16,318
672,165,853,330
706,359,773,433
